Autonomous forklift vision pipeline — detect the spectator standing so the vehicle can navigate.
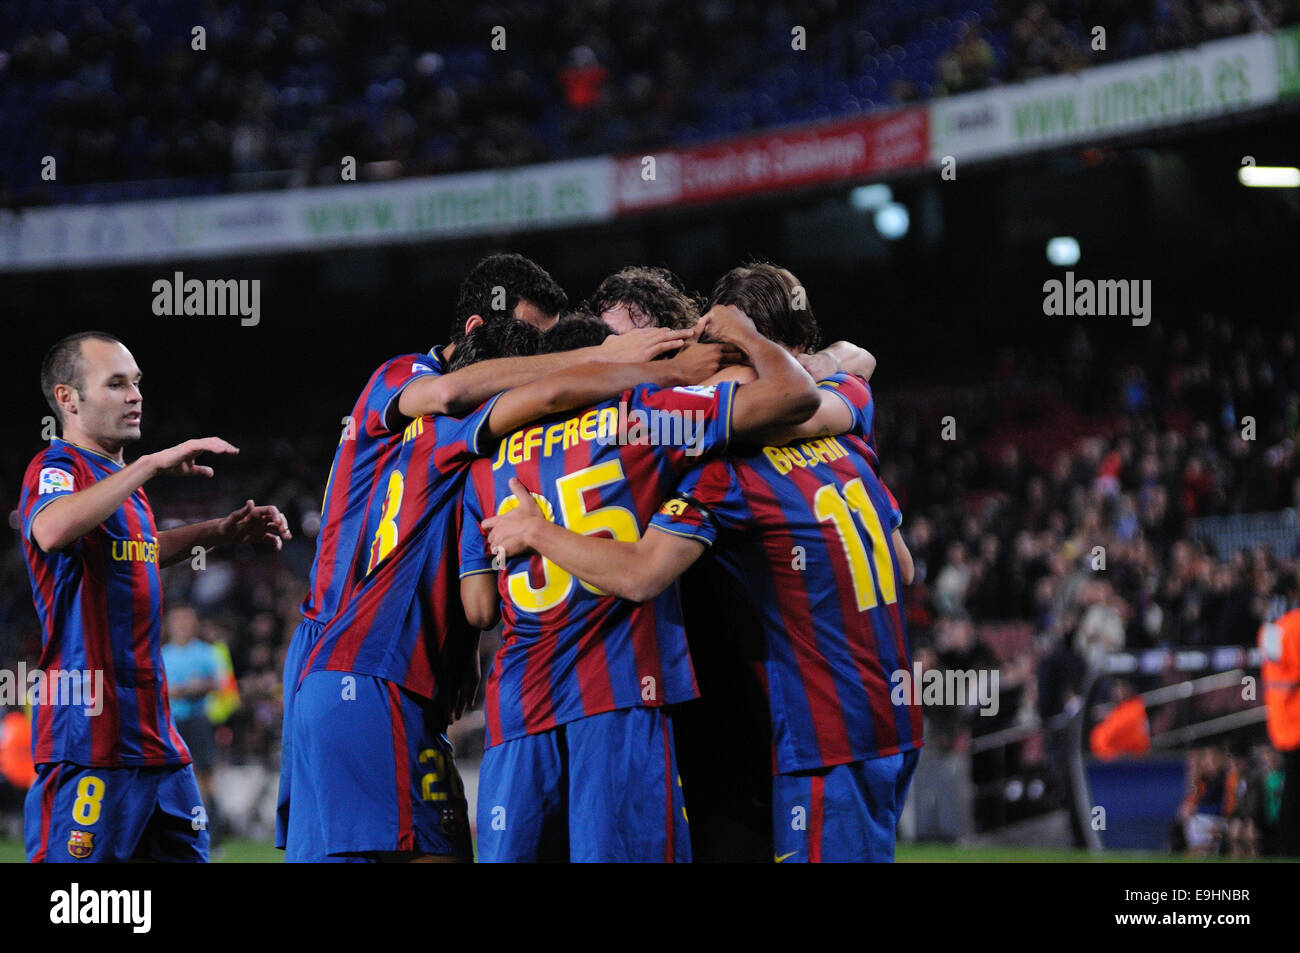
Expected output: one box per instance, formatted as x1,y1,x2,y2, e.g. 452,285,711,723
161,605,222,844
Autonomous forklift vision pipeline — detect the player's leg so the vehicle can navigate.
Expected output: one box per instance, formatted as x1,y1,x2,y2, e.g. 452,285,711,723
476,727,567,862
276,617,323,850
130,765,211,862
566,707,692,863
24,764,154,863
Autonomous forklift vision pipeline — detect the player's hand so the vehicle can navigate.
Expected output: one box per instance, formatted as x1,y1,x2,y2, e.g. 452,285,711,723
218,500,292,550
664,342,743,385
481,478,545,559
150,437,239,478
696,303,759,347
449,648,481,724
596,326,692,363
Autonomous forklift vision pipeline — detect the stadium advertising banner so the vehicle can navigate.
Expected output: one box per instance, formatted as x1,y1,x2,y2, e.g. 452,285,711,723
0,158,615,271
1277,25,1300,98
930,32,1281,163
613,108,929,212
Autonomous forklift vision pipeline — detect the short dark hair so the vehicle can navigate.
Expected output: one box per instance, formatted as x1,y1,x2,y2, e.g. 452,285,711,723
451,253,568,343
446,317,542,372
708,262,820,353
40,331,124,423
537,311,614,354
584,266,703,331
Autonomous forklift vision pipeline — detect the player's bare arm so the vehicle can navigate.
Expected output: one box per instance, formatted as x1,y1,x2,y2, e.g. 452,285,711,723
702,352,867,444
698,305,820,436
482,477,705,604
157,498,292,566
30,436,239,553
395,326,695,422
437,628,484,725
482,341,732,440
798,341,876,382
893,527,914,585
488,478,913,593
460,572,501,630
752,388,857,444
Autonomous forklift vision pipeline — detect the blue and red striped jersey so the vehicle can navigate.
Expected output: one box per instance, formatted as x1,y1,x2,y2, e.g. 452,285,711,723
18,439,191,768
300,348,444,625
301,395,501,700
648,432,920,774
460,381,738,747
817,372,878,466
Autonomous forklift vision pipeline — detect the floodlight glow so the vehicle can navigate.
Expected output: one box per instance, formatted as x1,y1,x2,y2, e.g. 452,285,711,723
1238,166,1300,187
849,183,892,210
874,202,909,239
1046,236,1081,267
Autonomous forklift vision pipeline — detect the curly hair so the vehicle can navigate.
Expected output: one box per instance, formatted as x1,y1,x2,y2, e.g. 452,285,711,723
708,262,821,353
584,265,704,332
451,253,568,343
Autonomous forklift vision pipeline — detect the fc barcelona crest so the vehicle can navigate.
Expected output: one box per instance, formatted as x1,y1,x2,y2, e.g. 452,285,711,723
67,829,95,859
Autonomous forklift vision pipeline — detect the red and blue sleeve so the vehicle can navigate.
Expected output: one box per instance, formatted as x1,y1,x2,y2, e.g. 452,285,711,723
20,445,83,545
817,372,875,443
648,458,748,547
632,380,739,457
458,464,495,578
364,354,443,439
430,392,505,472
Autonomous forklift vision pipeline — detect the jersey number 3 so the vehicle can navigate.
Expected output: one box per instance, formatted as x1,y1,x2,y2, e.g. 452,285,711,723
367,470,405,574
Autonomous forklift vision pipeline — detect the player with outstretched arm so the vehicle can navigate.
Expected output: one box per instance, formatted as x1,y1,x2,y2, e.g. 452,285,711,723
18,331,290,863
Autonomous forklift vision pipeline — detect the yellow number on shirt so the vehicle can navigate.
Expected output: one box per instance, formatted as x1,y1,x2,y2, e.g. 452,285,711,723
556,460,641,596
72,775,105,826
367,470,405,574
499,492,569,613
813,477,897,611
843,478,897,606
500,461,641,611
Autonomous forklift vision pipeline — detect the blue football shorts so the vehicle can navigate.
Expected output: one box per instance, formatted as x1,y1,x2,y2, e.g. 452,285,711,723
26,761,209,863
284,670,471,862
476,706,691,863
276,615,322,850
772,748,920,863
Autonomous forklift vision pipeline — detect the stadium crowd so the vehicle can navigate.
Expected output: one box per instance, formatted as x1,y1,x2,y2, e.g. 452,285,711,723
3,0,1300,204
891,317,1299,674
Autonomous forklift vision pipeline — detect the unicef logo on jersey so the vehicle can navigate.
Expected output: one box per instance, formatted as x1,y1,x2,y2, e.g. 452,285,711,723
111,536,159,565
